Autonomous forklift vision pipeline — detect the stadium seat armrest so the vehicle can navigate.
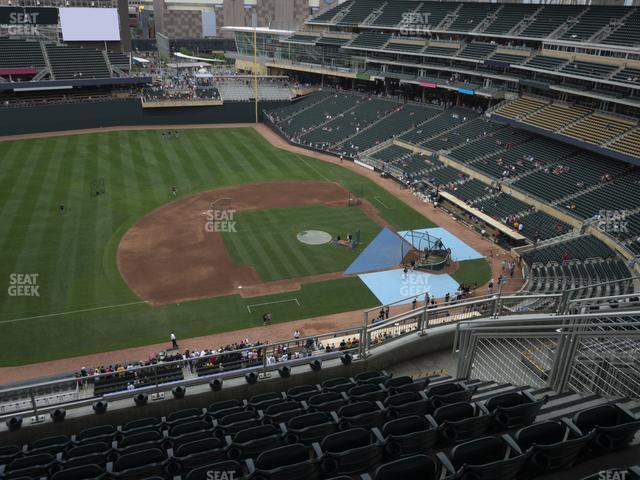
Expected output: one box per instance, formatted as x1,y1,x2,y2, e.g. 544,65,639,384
167,447,174,458
106,461,114,473
375,400,385,411
340,391,350,402
436,452,456,474
312,441,324,458
245,458,256,473
477,401,491,416
301,400,309,410
224,435,233,446
501,434,522,455
522,390,538,403
371,427,385,445
330,411,341,423
425,414,440,429
361,474,374,480
418,390,429,400
278,422,287,434
561,416,585,435
615,402,637,420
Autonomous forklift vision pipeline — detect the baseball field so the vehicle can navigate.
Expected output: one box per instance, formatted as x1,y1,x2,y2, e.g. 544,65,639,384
0,127,490,367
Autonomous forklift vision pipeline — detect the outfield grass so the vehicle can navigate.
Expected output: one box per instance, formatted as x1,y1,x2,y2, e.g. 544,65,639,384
0,127,437,366
222,205,381,281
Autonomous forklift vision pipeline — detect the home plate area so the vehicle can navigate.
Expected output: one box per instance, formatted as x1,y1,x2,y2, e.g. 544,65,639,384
345,226,483,305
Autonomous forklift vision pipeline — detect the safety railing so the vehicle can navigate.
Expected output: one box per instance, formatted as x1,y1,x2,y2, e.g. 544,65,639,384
454,311,640,398
2,290,635,420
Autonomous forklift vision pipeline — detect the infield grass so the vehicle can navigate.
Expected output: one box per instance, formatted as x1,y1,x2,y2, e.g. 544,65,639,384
222,204,381,281
0,127,440,366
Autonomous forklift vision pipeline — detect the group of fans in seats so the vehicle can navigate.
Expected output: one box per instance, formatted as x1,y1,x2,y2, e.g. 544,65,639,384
74,337,269,385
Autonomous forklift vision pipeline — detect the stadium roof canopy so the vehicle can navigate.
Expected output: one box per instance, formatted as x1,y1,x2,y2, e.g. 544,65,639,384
222,26,294,35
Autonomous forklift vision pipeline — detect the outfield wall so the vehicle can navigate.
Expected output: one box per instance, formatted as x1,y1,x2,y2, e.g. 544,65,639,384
0,99,288,137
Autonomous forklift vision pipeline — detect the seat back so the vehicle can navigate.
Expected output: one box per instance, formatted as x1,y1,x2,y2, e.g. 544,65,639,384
123,417,160,433
254,443,309,469
234,424,279,443
287,411,338,445
169,419,211,437
208,399,242,412
78,424,116,441
321,427,371,453
485,392,526,411
287,384,319,401
113,447,165,472
348,383,387,402
166,408,203,424
320,428,383,475
371,454,439,480
435,403,491,443
175,437,224,457
50,464,105,480
382,416,439,457
119,429,162,448
308,392,345,411
573,404,640,451
66,442,111,459
354,370,386,383
451,436,505,466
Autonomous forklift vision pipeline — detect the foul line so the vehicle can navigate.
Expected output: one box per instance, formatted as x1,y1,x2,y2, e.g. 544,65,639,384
295,154,331,182
374,196,392,209
0,301,148,325
246,298,300,313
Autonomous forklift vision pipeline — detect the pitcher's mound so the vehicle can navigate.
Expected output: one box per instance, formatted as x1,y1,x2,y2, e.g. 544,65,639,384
297,230,332,245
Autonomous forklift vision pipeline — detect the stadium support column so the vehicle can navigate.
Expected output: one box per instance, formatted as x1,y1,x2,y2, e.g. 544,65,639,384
117,0,132,51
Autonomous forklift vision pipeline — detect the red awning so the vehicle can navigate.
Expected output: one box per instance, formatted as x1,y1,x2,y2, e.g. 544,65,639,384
0,68,38,76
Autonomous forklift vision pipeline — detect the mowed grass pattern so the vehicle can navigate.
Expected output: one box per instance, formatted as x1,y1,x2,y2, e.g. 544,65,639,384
222,205,381,282
0,128,435,366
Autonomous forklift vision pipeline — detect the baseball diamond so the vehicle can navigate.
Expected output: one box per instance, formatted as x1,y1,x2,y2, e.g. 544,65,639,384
0,3,638,476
